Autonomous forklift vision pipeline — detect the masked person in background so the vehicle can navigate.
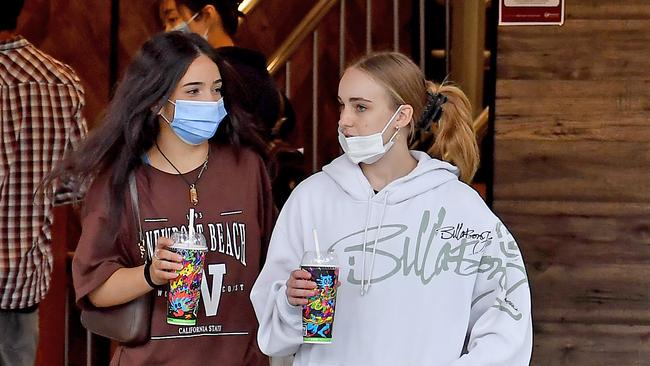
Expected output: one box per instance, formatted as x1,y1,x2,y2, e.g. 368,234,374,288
164,0,306,210
159,0,183,31
250,52,533,365
44,32,273,365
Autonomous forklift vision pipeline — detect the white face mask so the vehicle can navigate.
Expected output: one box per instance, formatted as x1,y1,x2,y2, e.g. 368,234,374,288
338,105,404,164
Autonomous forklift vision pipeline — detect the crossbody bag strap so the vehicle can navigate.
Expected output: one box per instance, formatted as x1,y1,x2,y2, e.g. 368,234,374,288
129,174,151,261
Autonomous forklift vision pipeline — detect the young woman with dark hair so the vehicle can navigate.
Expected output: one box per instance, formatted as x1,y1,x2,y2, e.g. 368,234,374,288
46,32,272,365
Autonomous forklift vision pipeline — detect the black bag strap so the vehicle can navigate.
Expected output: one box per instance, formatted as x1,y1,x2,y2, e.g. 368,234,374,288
129,174,151,261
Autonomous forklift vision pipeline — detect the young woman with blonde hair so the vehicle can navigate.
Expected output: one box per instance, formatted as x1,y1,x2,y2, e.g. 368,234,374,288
251,52,532,365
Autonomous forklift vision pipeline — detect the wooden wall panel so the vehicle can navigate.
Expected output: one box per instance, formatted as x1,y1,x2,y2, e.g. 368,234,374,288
369,0,395,52
497,20,650,81
18,0,111,128
533,323,650,366
529,263,650,324
118,0,160,80
565,0,650,20
494,140,650,202
315,8,344,169
495,201,650,266
285,36,315,163
497,202,650,326
496,80,650,143
494,0,650,364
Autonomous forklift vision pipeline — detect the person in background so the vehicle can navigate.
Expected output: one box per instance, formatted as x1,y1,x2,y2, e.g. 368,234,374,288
250,52,533,365
159,0,183,31
0,1,88,365
170,0,305,209
45,32,273,365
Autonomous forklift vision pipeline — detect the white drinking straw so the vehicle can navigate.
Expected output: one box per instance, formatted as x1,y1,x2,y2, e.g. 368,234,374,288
188,208,196,237
312,228,322,259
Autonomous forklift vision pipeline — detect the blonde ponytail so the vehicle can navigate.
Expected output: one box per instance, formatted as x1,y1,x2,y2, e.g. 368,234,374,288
425,81,479,183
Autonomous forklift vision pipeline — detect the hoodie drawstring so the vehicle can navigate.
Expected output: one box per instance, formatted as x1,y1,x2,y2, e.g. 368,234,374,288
360,196,372,296
360,192,389,296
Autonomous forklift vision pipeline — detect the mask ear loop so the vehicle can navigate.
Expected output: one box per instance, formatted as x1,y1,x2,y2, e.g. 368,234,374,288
382,105,405,144
159,113,172,125
202,16,211,39
380,105,404,134
171,12,200,32
386,126,400,144
194,6,212,39
187,12,200,25
158,99,176,125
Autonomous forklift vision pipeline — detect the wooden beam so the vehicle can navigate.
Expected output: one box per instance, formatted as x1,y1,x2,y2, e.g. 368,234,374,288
450,0,486,117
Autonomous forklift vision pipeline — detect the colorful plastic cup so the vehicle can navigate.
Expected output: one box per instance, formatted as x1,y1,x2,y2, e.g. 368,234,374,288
166,231,207,326
301,251,338,344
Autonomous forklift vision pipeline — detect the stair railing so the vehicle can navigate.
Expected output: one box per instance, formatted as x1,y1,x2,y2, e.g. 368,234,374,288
266,0,407,171
239,0,263,14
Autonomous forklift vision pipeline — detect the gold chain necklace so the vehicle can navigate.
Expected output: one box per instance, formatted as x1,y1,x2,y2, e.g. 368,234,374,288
155,143,209,206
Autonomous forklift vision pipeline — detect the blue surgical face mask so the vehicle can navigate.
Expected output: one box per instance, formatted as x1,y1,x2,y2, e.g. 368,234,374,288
171,12,199,34
159,98,228,145
170,12,209,39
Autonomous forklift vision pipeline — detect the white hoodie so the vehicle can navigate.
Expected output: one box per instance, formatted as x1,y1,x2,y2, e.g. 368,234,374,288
251,151,532,366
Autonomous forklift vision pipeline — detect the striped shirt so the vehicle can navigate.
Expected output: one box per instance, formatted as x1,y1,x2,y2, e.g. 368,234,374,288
0,36,87,309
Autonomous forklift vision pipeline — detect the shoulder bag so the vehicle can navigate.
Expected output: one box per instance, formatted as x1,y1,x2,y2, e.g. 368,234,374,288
80,174,153,345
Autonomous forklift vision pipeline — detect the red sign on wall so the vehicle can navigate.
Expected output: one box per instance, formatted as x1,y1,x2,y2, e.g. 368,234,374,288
499,0,565,25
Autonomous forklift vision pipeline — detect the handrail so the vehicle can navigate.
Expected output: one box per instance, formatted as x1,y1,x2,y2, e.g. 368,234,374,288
239,0,262,15
473,106,489,144
267,0,340,75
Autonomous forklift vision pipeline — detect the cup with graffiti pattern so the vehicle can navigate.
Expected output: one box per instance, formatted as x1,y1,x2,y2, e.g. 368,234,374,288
301,250,338,343
166,231,207,326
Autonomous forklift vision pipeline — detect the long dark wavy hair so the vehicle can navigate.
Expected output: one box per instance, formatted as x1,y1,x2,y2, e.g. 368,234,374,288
43,31,266,242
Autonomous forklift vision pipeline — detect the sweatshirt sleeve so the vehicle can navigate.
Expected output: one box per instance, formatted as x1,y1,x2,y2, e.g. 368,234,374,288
250,195,306,357
71,173,133,309
450,221,533,366
255,152,278,268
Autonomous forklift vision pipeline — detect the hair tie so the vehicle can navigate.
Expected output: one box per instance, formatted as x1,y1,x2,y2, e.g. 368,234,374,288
418,91,448,130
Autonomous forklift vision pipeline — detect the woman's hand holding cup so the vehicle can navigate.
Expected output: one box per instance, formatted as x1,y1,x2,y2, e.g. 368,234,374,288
286,269,318,306
150,237,184,286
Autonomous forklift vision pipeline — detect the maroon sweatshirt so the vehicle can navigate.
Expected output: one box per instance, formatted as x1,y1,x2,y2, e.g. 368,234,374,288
73,145,274,365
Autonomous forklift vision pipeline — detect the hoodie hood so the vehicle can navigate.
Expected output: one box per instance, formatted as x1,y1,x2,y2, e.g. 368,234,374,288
322,150,459,204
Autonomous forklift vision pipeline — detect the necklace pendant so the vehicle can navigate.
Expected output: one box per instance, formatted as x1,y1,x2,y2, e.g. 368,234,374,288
189,185,198,206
